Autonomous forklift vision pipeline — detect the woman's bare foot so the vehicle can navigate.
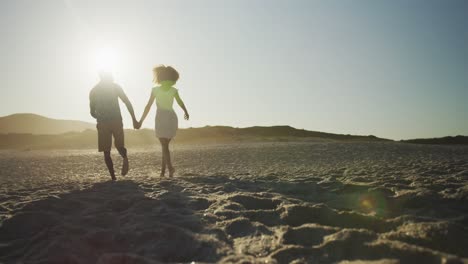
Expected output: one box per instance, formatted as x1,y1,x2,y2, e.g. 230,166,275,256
168,166,175,177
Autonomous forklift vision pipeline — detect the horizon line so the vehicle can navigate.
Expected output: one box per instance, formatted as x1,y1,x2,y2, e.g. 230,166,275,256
1,112,468,141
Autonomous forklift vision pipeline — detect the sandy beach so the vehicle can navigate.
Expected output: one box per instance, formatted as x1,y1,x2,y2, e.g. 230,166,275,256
1,142,467,263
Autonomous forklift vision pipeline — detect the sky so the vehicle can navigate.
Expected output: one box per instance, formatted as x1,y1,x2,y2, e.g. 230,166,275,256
0,0,467,140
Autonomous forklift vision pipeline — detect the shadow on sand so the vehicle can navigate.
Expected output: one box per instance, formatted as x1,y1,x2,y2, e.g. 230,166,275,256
1,175,467,263
0,180,221,264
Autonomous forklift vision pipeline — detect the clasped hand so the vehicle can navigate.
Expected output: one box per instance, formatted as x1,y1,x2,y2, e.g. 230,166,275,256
132,118,142,129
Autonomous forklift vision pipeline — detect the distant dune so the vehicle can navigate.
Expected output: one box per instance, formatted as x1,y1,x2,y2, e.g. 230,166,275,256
0,114,391,150
401,135,468,145
0,127,390,150
0,113,95,135
3,113,467,149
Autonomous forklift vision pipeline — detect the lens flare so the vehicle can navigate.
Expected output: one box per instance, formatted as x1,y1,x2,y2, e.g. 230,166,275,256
358,191,388,216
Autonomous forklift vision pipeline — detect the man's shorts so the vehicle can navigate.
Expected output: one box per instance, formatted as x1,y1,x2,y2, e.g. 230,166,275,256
97,120,125,152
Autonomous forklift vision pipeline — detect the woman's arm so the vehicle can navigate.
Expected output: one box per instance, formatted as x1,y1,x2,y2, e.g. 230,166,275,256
139,91,155,128
175,91,189,120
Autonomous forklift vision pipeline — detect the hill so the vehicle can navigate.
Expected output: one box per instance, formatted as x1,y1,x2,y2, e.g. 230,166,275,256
0,113,95,134
0,124,391,150
401,135,468,145
177,125,387,142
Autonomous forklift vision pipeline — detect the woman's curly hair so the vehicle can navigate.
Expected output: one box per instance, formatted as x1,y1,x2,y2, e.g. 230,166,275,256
153,65,179,84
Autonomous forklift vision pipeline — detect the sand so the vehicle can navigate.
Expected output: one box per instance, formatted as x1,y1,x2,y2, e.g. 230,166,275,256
0,142,467,263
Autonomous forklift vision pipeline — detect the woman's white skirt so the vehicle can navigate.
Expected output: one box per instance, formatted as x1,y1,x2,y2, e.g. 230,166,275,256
155,108,178,139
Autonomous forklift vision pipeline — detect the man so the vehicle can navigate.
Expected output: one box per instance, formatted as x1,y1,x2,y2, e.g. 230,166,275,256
89,71,138,180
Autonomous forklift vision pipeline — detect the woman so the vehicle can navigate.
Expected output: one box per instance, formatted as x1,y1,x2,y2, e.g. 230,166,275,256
138,65,189,177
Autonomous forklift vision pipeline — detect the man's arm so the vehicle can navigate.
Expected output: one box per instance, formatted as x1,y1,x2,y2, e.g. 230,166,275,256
116,86,138,127
89,90,97,119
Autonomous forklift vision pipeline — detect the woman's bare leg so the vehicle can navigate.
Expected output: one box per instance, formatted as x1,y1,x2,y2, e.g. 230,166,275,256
165,139,175,177
160,154,166,177
158,138,166,177
159,138,174,177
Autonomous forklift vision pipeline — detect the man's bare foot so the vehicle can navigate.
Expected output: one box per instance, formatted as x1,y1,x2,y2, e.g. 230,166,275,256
169,167,175,177
121,157,129,176
111,174,116,181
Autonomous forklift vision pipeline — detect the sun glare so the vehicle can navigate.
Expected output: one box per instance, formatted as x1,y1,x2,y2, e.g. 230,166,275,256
93,46,120,72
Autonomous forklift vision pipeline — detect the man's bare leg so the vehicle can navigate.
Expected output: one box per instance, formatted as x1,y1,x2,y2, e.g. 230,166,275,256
118,147,129,176
104,151,116,180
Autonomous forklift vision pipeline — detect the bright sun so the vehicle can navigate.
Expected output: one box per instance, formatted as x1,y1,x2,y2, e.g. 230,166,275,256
93,46,120,72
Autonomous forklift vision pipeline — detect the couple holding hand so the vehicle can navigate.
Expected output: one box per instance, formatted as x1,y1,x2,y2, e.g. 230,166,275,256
89,65,189,181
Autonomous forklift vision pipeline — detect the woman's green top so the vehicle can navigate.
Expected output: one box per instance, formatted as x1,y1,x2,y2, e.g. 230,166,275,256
152,81,178,111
